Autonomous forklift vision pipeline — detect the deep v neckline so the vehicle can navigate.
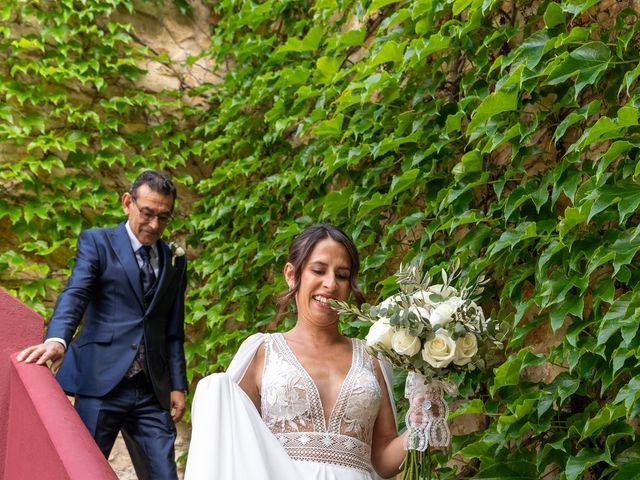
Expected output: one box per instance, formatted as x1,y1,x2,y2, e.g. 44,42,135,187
276,333,359,432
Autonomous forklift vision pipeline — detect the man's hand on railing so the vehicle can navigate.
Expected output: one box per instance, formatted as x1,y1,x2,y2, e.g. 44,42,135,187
17,341,65,373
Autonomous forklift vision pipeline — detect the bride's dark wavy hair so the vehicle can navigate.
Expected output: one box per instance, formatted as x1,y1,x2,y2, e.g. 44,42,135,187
276,224,366,321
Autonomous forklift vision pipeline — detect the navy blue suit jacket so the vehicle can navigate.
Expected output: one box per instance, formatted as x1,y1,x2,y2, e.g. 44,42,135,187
46,222,188,411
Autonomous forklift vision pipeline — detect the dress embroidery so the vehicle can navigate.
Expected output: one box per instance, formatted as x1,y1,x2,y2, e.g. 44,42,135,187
261,333,382,473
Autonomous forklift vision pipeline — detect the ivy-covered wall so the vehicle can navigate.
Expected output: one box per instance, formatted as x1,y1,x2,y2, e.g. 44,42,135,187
2,0,640,477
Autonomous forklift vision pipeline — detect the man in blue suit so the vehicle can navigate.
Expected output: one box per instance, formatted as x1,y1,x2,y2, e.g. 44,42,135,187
18,170,188,480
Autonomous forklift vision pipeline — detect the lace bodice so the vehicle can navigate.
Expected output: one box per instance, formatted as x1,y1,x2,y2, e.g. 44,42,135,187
260,333,382,473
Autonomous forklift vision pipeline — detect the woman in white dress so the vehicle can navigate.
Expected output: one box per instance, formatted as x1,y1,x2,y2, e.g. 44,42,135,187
185,224,415,479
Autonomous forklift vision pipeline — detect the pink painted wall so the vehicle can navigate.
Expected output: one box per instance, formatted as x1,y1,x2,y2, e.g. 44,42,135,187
0,288,116,479
4,357,116,479
0,288,43,479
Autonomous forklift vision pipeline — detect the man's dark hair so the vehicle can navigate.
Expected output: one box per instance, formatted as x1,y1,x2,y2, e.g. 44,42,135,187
130,170,177,205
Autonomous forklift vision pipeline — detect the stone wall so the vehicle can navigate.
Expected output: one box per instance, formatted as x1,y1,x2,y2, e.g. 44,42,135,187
113,0,220,96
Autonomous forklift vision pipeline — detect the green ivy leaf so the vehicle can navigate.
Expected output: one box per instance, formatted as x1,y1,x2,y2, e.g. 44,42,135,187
316,56,342,83
552,372,581,405
326,29,366,52
371,41,404,65
390,168,420,197
449,398,485,419
452,150,483,178
597,292,635,345
562,0,601,16
543,2,565,28
487,222,537,255
278,26,324,53
22,112,46,133
367,0,401,13
619,63,640,96
491,349,543,395
571,117,623,153
565,448,612,480
610,231,640,274
474,461,538,479
611,462,640,480
313,114,344,137
321,187,353,217
452,0,473,15
13,36,44,51
618,105,638,127
595,140,638,180
457,440,496,460
581,403,627,441
613,376,640,414
355,192,392,221
467,88,519,135
518,31,552,69
553,100,601,143
549,294,584,331
558,203,590,237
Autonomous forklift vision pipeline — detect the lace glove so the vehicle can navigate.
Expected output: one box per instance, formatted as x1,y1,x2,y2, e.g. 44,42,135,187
404,371,456,451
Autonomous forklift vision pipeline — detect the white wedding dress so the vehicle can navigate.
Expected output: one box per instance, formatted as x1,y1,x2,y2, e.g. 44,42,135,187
184,333,395,480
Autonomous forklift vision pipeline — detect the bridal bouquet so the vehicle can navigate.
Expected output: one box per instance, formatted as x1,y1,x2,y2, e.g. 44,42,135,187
331,259,503,479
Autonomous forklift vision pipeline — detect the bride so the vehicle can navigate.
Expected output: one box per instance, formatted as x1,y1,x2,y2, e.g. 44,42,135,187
185,224,416,479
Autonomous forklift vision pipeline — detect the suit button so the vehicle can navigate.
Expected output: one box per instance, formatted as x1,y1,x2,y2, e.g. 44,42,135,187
131,344,137,350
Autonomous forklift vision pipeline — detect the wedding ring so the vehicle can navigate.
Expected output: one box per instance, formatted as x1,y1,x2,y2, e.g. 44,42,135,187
422,400,432,410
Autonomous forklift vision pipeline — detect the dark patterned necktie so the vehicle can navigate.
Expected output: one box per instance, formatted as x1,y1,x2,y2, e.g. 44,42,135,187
139,245,156,293
126,246,155,379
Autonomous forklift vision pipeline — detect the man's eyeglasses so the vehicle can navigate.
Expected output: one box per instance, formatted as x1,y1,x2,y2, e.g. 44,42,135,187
131,198,173,225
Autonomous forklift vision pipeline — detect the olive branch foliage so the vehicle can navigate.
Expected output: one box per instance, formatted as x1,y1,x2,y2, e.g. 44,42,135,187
2,0,640,477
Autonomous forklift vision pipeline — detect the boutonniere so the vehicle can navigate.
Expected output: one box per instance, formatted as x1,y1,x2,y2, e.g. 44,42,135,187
168,241,186,267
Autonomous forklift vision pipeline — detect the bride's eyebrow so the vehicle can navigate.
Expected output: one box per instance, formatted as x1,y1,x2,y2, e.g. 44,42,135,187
308,261,327,268
308,261,351,272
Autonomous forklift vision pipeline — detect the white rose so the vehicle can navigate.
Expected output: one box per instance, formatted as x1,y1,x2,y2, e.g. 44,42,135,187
391,329,421,356
421,332,456,368
428,284,459,299
453,333,478,366
429,300,460,328
366,318,394,350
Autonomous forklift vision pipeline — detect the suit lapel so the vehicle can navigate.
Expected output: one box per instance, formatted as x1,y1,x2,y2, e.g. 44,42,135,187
109,222,145,310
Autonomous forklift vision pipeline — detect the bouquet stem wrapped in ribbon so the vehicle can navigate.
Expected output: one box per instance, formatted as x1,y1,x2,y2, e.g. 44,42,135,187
332,260,504,479
403,372,457,479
